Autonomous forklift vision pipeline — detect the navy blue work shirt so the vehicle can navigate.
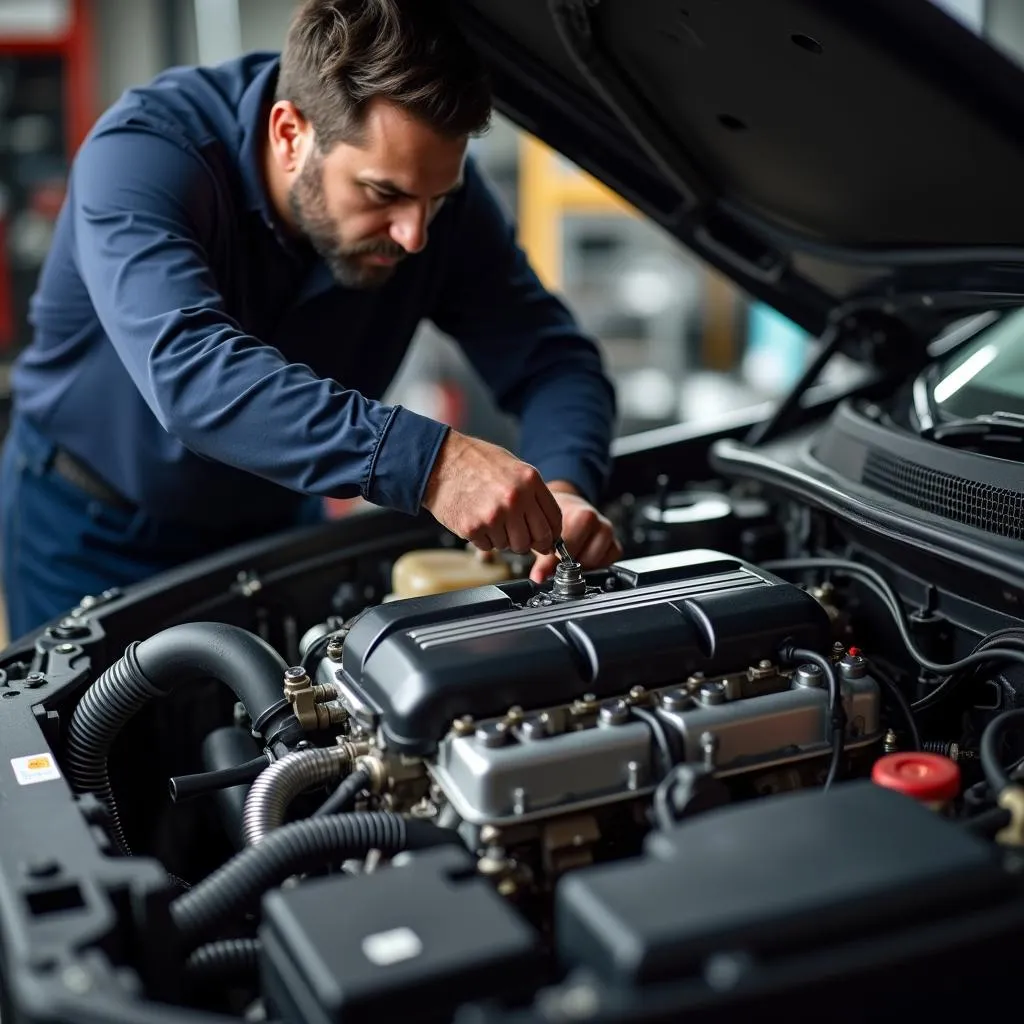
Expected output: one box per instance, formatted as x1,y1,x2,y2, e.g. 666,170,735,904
11,53,616,531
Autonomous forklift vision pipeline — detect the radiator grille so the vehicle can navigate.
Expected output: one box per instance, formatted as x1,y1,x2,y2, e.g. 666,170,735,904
862,450,1024,539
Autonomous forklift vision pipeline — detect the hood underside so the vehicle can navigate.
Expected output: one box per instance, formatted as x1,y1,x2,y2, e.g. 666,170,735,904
456,0,1024,338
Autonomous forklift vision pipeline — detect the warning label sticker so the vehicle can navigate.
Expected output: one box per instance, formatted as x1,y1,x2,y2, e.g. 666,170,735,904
11,753,62,786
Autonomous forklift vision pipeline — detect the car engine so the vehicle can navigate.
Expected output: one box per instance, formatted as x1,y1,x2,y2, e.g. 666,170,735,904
308,549,879,882
4,486,1024,1024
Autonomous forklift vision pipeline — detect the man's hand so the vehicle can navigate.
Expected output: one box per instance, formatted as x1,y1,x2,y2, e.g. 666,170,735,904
530,481,622,583
422,430,563,555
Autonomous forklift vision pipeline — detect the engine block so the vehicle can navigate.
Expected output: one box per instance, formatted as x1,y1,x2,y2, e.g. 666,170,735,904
327,549,881,827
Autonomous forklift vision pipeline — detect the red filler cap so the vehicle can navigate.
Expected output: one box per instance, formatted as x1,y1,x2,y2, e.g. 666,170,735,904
871,752,961,803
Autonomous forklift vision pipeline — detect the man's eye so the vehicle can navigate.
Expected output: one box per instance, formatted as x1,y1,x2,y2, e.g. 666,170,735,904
367,187,394,205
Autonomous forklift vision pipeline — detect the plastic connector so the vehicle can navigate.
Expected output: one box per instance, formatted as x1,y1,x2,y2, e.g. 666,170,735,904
996,785,1024,847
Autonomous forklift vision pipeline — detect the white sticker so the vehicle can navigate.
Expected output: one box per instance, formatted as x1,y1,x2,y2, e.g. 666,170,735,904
361,926,423,967
11,753,62,786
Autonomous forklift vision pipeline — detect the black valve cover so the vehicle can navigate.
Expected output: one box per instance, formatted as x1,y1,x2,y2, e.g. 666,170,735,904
337,549,830,754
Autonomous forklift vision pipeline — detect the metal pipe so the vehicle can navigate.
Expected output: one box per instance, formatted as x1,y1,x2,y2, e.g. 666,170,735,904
241,746,350,846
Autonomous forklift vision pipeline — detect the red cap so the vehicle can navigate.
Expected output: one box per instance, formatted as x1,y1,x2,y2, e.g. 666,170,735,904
871,752,961,803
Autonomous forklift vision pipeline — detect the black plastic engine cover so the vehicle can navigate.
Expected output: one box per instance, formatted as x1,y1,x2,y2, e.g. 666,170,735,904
555,782,1012,986
260,847,540,1024
338,549,830,753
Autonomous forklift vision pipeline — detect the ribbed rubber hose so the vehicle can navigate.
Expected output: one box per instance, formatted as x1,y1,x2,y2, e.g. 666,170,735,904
170,812,458,948
242,746,350,846
65,622,298,855
184,938,261,987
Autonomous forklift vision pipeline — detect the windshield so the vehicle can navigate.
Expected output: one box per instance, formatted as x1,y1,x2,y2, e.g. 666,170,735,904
931,309,1024,420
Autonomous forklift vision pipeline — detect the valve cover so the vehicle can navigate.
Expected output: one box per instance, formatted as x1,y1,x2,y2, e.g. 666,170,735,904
334,549,831,754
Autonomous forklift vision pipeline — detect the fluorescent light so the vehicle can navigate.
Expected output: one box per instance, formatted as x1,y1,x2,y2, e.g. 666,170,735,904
933,343,998,403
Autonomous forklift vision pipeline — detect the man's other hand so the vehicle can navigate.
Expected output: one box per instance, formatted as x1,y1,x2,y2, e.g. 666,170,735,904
530,481,622,584
421,430,563,556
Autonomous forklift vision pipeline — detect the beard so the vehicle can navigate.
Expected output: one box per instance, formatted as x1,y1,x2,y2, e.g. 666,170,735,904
287,152,406,289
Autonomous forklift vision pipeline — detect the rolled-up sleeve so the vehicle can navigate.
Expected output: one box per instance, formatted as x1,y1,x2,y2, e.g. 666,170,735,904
70,127,447,515
429,160,616,504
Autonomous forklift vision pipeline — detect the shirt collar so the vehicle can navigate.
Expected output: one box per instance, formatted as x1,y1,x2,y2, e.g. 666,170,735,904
237,55,283,224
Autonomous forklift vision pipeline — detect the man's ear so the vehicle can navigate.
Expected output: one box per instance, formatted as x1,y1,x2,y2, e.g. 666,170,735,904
268,100,312,173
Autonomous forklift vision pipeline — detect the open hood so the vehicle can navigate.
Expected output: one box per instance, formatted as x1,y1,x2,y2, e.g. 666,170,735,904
456,0,1024,340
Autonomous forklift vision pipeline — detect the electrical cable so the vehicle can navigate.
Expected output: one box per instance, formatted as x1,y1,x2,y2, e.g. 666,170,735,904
299,631,336,673
314,767,371,817
868,659,922,751
980,707,1024,794
630,705,677,780
779,645,844,790
764,558,1024,711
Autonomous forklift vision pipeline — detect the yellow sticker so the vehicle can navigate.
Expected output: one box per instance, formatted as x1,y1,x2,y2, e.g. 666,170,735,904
11,753,61,785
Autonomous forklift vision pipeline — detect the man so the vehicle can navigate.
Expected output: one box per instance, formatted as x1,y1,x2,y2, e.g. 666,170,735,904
0,0,620,639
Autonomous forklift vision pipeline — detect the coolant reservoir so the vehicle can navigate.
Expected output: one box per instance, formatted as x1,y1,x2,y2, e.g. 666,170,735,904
391,549,512,599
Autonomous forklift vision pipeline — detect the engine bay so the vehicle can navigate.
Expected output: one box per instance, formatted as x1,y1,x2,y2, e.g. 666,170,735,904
5,433,1024,1023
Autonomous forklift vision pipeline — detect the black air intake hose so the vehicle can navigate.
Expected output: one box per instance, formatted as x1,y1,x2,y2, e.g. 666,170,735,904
185,938,261,988
66,622,301,854
170,812,458,948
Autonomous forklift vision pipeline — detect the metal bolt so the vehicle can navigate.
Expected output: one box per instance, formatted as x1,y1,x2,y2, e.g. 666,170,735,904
512,787,527,815
24,673,46,689
476,721,509,749
571,693,599,715
660,688,692,712
552,556,587,600
839,654,868,680
625,760,641,790
312,682,339,703
54,644,76,655
699,682,727,706
758,659,772,670
452,715,475,736
518,714,549,741
627,685,647,704
884,728,898,754
505,705,524,724
284,666,307,684
832,641,846,657
477,854,508,878
496,877,519,898
701,731,719,771
794,663,824,688
479,825,501,846
599,699,630,726
79,595,98,609
326,638,345,661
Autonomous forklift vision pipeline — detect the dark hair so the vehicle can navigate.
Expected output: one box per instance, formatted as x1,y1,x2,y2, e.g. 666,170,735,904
276,0,492,150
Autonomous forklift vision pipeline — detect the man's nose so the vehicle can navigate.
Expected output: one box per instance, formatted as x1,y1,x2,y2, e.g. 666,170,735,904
390,206,429,254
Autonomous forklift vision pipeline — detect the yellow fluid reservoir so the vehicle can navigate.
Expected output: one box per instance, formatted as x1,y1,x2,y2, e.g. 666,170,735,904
391,549,513,599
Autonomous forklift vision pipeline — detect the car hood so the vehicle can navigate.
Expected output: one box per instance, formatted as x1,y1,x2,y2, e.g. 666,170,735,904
456,0,1024,341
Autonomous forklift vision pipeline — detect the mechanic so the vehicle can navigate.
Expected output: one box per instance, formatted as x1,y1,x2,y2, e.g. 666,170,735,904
0,0,621,639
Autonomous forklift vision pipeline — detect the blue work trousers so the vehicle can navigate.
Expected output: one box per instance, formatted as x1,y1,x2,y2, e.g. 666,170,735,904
0,413,323,642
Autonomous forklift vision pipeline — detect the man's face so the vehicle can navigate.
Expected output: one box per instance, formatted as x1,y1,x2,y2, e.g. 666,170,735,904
288,98,468,288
